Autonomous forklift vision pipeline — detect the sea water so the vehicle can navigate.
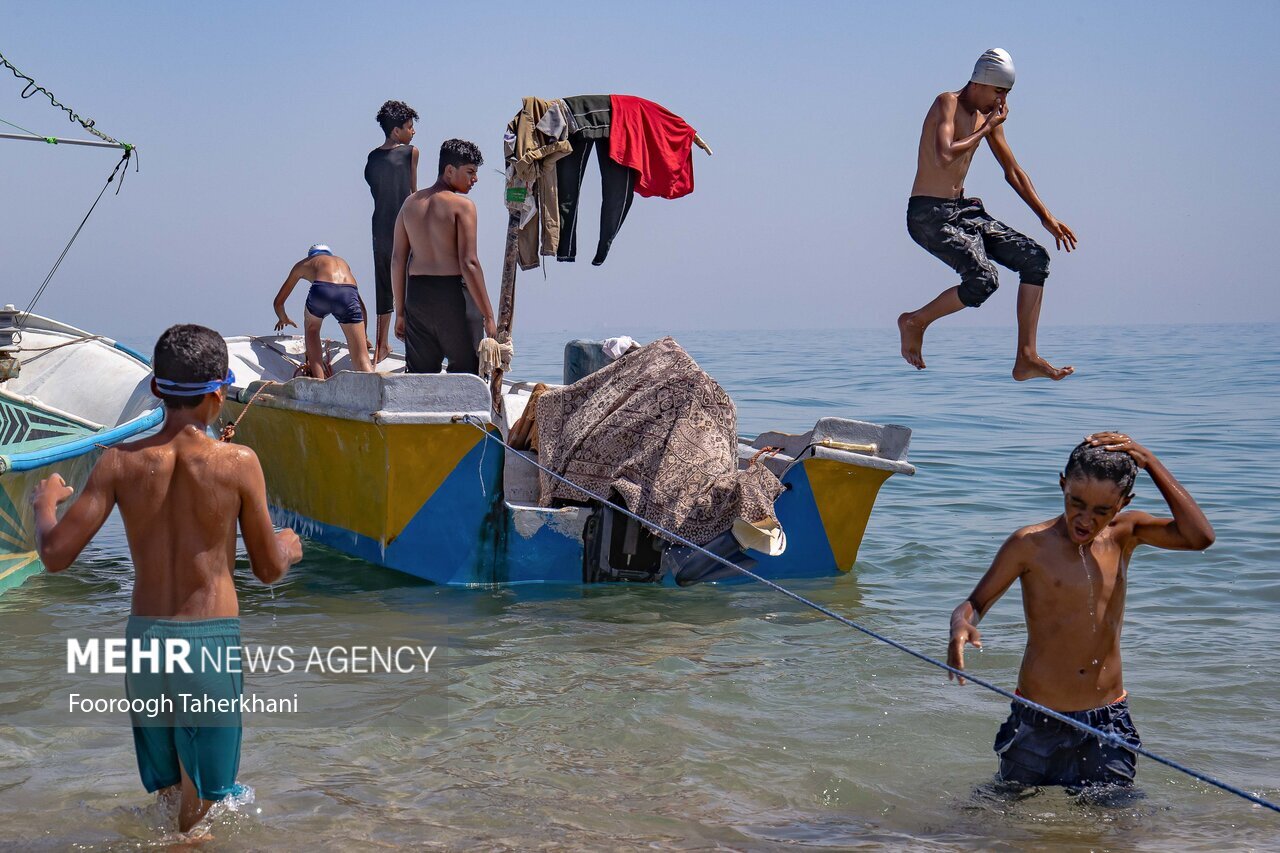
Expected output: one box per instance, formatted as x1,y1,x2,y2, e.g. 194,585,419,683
1,322,1277,850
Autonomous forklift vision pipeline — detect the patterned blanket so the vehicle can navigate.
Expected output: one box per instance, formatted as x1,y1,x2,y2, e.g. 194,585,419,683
535,337,782,545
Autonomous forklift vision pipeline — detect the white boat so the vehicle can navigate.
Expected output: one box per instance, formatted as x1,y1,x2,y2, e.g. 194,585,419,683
0,307,161,592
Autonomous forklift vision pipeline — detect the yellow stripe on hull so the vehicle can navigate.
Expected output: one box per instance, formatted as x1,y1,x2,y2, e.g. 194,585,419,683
804,458,893,571
224,402,483,544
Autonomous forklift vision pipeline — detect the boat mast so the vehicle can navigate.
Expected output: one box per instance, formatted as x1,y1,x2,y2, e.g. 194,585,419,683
0,130,131,150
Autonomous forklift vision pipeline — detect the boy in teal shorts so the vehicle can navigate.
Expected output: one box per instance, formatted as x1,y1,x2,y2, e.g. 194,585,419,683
32,324,302,834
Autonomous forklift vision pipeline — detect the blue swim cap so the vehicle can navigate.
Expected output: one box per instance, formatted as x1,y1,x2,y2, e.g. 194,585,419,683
307,244,333,257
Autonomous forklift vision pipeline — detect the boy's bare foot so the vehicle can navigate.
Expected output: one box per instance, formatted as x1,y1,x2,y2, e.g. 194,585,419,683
375,345,391,364
1012,351,1074,381
898,312,927,370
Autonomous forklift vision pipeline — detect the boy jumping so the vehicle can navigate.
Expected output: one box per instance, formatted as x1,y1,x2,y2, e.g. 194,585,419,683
899,48,1077,381
948,433,1214,790
32,324,303,834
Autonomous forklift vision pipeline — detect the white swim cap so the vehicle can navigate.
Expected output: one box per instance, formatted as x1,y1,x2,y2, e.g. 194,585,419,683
970,48,1015,89
307,244,333,257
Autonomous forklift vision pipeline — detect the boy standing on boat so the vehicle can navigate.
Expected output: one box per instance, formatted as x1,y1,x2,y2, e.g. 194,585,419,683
898,48,1077,381
393,138,498,375
273,245,376,377
947,433,1214,790
366,100,419,364
31,324,302,835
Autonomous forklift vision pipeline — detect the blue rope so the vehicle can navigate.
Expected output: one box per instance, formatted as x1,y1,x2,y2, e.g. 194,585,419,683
461,415,1279,815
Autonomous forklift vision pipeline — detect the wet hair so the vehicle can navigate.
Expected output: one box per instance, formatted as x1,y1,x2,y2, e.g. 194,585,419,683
376,100,419,136
152,324,228,410
438,138,483,176
1064,441,1137,497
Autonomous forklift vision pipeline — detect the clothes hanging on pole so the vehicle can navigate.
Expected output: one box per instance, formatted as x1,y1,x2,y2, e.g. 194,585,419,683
556,135,636,266
608,95,697,200
504,97,572,270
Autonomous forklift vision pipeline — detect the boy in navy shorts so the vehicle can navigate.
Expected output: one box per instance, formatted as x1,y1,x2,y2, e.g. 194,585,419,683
272,244,375,377
948,434,1214,791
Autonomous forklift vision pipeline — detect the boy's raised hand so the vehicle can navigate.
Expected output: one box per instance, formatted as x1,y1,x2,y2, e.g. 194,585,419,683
948,612,982,685
1087,431,1151,469
32,473,74,509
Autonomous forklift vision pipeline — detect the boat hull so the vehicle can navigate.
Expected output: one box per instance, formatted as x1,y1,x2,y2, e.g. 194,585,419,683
223,394,900,586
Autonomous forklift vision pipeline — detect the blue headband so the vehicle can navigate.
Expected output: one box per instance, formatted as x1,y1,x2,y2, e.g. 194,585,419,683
154,369,235,396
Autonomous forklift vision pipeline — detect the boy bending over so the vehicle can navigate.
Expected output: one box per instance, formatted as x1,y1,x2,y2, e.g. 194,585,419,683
32,324,302,834
948,433,1213,790
273,244,375,377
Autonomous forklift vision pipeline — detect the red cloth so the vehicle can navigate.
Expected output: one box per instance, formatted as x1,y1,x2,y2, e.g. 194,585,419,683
608,95,697,199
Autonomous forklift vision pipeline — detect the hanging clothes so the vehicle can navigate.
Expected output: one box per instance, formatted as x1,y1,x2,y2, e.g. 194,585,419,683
556,95,636,266
504,97,572,270
608,95,698,200
556,136,636,266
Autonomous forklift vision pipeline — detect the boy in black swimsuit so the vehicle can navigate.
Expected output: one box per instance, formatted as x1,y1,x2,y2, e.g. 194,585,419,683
365,100,419,365
272,245,375,377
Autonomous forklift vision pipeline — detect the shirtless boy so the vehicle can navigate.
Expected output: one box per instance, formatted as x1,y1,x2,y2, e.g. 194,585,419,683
273,244,375,377
899,48,1078,381
948,433,1214,790
31,324,302,834
366,99,420,364
393,138,498,375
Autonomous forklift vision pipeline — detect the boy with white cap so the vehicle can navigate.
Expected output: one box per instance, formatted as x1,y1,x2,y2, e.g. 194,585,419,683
272,245,376,378
898,48,1078,381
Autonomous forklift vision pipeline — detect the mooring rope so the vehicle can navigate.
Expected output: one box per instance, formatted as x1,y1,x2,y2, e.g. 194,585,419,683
458,413,1278,814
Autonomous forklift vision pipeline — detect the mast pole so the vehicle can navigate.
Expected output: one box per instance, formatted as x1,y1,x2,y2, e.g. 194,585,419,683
488,210,521,416
0,131,131,150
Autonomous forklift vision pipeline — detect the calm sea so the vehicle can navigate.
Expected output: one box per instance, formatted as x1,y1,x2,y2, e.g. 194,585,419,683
2,323,1277,850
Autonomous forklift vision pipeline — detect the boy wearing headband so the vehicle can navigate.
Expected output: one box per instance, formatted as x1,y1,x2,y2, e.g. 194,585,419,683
31,324,303,836
898,48,1078,381
273,245,376,377
947,434,1214,791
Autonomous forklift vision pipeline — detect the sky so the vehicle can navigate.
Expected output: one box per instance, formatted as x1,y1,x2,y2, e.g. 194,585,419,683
2,0,1278,345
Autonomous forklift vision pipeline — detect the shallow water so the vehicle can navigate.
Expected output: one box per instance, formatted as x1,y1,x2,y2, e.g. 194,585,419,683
2,323,1278,850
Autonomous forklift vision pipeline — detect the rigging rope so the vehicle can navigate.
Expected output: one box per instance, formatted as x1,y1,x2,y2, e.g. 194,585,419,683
0,49,127,147
458,413,1279,815
17,148,134,329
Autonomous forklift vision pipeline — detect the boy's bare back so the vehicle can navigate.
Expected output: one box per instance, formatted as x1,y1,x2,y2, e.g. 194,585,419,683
36,421,295,621
105,428,276,618
399,188,470,276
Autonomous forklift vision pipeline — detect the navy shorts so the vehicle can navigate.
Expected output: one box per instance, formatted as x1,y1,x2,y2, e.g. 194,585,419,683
305,281,364,325
907,196,1050,307
994,697,1141,789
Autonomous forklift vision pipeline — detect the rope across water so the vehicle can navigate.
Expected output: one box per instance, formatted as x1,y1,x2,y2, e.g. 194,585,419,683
458,414,1279,815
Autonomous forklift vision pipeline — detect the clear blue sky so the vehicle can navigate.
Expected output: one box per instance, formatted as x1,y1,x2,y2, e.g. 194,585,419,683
3,1,1277,343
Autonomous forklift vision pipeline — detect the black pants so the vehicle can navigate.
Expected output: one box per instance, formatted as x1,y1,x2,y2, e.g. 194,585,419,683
556,135,636,266
404,275,481,375
907,196,1050,307
371,235,394,316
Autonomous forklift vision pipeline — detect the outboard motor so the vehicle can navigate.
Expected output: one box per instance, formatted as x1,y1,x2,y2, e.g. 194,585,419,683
581,501,666,583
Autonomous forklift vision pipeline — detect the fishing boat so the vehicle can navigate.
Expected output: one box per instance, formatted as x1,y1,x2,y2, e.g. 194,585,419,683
0,307,162,592
220,334,913,586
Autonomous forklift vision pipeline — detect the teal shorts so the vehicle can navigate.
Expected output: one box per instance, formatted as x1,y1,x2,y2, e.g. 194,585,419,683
124,617,243,801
